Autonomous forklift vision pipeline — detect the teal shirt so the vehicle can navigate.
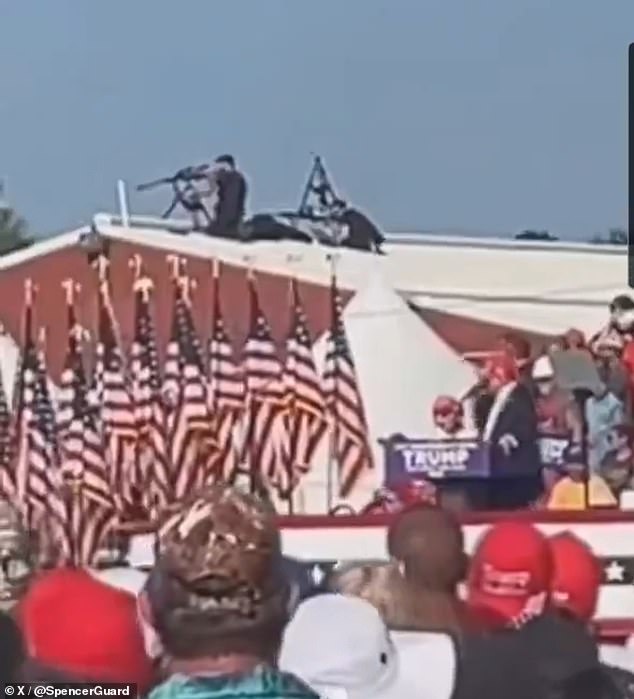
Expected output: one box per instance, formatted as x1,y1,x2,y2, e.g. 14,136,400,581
585,392,624,472
149,666,319,699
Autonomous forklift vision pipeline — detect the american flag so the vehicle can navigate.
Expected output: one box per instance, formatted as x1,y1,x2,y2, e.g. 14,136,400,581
129,276,171,513
57,294,117,566
0,352,15,501
282,279,327,493
241,275,288,488
94,276,137,514
322,275,373,498
166,275,217,498
208,266,245,480
14,293,69,563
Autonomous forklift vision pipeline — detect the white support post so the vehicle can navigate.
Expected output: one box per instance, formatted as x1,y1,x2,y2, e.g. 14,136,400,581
116,179,130,227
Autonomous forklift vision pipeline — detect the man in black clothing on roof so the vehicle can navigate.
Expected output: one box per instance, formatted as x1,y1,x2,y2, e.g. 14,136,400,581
204,154,248,239
332,199,386,254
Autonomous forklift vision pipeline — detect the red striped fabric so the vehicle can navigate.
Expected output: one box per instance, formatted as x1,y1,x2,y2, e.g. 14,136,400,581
57,300,116,566
282,279,327,494
130,278,172,514
15,306,70,564
208,270,245,480
241,277,288,488
0,356,15,501
322,275,373,498
166,278,217,498
94,282,138,514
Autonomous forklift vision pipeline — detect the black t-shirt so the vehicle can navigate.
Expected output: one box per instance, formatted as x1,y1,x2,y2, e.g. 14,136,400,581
453,614,606,699
215,169,247,228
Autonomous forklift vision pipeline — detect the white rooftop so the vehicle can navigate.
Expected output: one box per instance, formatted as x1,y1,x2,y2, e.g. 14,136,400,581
2,215,628,336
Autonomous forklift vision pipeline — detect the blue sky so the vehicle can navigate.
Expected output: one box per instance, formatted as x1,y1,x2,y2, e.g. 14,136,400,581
0,0,632,239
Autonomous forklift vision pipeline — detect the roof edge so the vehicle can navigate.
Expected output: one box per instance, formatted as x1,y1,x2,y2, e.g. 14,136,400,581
384,232,626,255
0,227,89,270
0,218,624,276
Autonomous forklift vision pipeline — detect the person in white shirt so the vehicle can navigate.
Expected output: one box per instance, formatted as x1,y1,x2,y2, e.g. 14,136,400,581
278,594,457,699
599,636,634,674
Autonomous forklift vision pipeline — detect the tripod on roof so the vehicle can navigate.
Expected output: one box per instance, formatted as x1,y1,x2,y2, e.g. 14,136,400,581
297,155,386,255
297,155,344,220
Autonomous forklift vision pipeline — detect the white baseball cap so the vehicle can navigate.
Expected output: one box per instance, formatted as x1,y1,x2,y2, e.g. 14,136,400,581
278,594,456,699
531,355,555,380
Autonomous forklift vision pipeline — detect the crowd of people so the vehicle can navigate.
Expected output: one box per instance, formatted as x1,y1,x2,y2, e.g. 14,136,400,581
0,484,632,697
365,294,634,515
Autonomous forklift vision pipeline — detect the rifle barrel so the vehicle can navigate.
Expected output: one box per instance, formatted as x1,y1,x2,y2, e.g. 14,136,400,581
136,177,173,192
137,164,210,192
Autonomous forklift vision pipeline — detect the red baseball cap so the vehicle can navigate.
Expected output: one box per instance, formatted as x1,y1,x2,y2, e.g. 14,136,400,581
19,568,153,690
467,521,553,629
548,533,602,622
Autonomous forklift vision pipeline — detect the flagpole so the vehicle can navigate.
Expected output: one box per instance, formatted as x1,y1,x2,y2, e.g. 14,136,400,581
16,280,35,524
36,326,51,464
16,279,35,421
167,254,186,282
244,258,257,496
241,257,270,501
95,254,126,360
130,260,158,518
38,325,49,557
37,322,65,564
129,253,143,281
209,259,223,484
94,254,109,285
62,279,80,566
92,256,107,386
209,259,220,409
284,257,301,515
325,253,340,514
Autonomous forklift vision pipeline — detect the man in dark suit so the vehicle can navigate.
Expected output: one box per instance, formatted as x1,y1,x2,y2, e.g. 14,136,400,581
480,356,542,509
204,154,248,239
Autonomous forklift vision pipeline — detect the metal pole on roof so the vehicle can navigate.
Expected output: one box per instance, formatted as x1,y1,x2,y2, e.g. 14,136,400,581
116,179,130,227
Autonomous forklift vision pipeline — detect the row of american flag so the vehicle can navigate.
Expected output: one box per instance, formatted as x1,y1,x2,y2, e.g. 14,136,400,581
0,255,373,567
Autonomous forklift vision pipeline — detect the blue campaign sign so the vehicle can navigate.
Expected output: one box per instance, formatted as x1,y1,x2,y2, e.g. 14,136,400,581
380,435,491,487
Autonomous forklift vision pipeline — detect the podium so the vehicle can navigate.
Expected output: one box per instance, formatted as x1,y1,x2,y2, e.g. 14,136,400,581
380,433,570,510
379,436,490,488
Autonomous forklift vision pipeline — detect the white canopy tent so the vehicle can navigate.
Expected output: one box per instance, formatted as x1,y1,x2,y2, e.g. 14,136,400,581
0,332,20,407
299,271,478,513
0,331,61,410
409,293,613,338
